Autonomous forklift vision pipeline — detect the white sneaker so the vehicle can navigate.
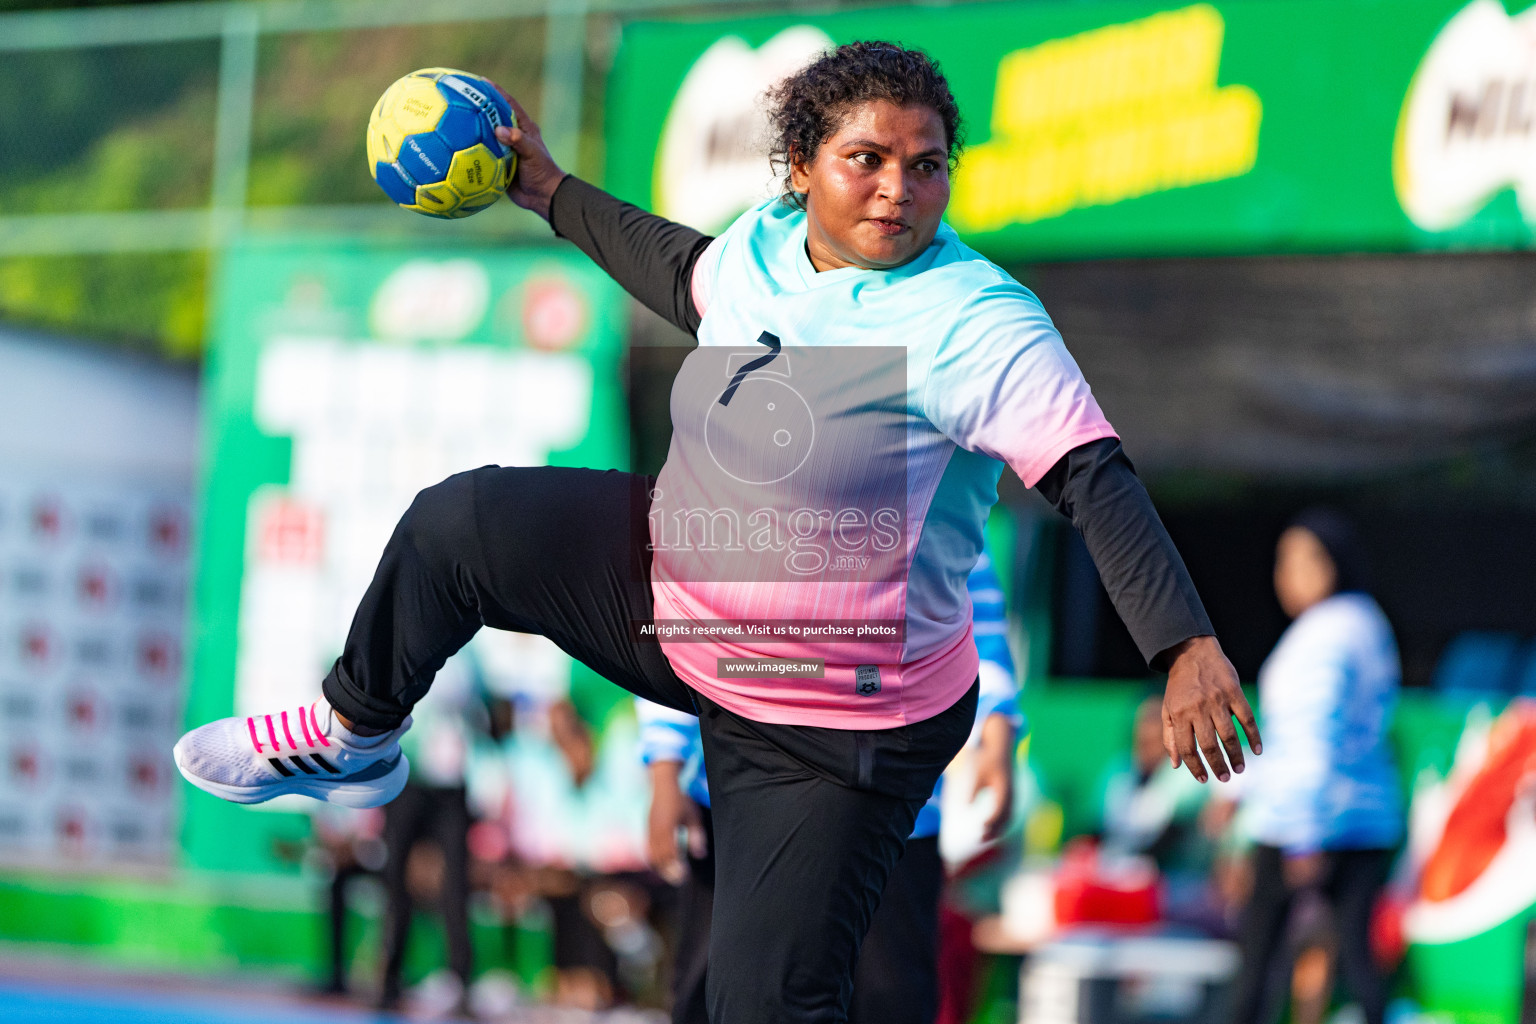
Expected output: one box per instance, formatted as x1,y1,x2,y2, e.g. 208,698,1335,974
173,701,411,807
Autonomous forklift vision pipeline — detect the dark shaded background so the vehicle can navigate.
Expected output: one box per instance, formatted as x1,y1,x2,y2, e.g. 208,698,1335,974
628,250,1536,686
1034,251,1536,685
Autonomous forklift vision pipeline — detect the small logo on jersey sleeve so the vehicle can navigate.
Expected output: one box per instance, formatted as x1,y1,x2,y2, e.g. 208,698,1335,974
855,665,882,696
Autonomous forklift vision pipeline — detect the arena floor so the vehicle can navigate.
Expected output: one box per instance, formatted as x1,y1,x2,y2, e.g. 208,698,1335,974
0,952,665,1024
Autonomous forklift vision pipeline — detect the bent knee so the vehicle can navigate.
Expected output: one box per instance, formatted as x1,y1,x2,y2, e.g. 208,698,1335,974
397,469,486,562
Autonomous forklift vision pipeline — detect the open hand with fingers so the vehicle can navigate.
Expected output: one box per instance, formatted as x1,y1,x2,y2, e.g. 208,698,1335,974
483,85,568,220
1160,635,1261,783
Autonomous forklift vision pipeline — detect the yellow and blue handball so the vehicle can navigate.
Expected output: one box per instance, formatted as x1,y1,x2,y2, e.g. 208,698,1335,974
366,68,515,219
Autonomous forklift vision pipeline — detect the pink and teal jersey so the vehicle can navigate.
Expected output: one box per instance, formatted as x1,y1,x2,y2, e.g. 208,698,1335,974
650,198,1114,729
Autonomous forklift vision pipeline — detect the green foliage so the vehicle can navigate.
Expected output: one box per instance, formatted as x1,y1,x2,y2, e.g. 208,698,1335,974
0,0,204,9
0,41,218,185
0,18,558,360
0,0,199,11
0,37,215,357
0,252,208,359
0,84,218,215
247,21,546,206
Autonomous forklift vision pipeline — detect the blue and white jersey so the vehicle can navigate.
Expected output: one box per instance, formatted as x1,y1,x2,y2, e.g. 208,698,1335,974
1243,592,1403,853
655,197,1114,729
638,547,1024,838
634,699,713,808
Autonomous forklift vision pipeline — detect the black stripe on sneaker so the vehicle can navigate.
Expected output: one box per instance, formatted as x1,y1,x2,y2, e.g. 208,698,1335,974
343,751,403,782
289,756,317,774
310,753,343,774
268,758,294,777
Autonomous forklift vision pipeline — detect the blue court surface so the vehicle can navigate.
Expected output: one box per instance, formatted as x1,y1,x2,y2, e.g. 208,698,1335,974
0,978,406,1024
0,961,668,1024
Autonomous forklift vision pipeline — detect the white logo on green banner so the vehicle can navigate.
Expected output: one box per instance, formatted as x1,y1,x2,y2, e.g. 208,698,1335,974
654,26,834,233
1395,0,1536,232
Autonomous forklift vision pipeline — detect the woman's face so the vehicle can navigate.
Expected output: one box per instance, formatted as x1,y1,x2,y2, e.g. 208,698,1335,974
790,100,950,272
1274,526,1338,619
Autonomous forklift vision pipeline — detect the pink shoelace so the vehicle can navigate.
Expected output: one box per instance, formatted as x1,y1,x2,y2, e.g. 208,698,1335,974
247,703,331,755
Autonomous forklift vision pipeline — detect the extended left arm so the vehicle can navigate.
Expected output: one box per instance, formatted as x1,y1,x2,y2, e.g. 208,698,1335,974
1035,438,1261,781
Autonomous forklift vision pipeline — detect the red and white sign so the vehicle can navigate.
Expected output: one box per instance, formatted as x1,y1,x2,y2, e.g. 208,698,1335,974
522,277,589,352
0,480,191,868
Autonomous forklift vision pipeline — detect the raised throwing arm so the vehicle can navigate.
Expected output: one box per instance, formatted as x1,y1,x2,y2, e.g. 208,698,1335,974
493,91,712,337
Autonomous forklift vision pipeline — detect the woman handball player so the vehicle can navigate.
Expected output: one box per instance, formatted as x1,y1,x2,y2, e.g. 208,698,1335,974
176,41,1261,1023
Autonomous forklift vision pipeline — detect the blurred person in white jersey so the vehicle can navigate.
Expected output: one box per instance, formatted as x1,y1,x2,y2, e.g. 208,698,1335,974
1230,509,1401,1024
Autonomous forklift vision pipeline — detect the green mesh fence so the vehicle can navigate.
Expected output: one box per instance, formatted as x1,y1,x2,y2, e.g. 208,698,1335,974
0,0,766,357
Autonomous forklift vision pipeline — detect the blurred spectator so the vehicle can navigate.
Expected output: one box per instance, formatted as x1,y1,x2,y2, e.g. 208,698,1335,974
545,869,665,1010
1097,694,1219,930
549,698,596,789
1230,509,1403,1024
483,695,665,1010
313,806,386,996
545,701,633,1010
271,806,387,997
378,654,500,1014
1098,694,1210,872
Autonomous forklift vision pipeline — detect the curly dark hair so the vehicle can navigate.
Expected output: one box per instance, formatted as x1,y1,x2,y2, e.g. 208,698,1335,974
766,40,965,210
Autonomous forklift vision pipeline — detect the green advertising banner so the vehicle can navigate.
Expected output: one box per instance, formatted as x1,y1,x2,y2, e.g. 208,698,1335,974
185,238,626,872
606,0,1536,260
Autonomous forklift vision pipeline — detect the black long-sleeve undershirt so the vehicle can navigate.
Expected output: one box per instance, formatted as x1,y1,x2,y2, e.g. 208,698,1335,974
545,175,1215,668
1035,438,1214,667
549,175,712,337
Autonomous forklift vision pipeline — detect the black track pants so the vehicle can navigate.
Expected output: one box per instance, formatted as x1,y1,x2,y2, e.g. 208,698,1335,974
848,835,943,1024
320,465,973,1023
697,692,969,1024
671,806,716,1024
1232,844,1394,1024
322,466,689,725
671,820,944,1024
